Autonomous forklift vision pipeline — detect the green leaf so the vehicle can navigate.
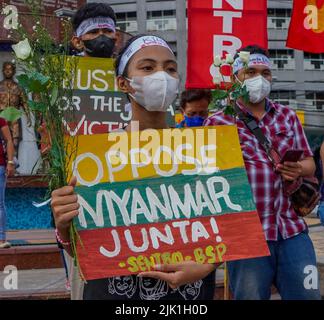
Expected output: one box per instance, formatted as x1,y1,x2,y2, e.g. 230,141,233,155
17,74,30,91
31,71,50,86
0,107,23,122
27,100,47,112
50,85,59,106
212,90,228,100
224,105,235,116
231,86,244,100
241,85,250,104
17,72,50,93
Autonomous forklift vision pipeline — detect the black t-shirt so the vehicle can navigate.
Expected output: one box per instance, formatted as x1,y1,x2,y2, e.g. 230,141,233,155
83,272,215,300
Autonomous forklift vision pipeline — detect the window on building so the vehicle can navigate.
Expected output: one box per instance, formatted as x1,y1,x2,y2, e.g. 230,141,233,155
305,91,324,110
304,52,324,70
116,12,137,33
269,49,295,70
147,10,176,31
270,91,297,108
268,9,291,29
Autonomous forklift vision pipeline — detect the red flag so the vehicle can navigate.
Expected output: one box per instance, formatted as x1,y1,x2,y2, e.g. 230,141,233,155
186,0,268,89
287,0,324,53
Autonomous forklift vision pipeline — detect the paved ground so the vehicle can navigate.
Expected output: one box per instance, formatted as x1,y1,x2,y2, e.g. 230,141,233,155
306,214,324,264
6,229,56,245
0,268,69,299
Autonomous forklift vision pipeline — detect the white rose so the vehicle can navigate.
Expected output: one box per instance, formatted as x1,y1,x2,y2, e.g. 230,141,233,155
213,76,222,85
225,53,234,64
213,55,222,67
12,38,32,60
238,51,250,64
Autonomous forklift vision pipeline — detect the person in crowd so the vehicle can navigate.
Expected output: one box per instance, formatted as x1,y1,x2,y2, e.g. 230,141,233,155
176,89,211,128
71,2,117,58
314,141,324,225
0,117,15,249
202,45,321,300
51,34,217,300
0,62,29,157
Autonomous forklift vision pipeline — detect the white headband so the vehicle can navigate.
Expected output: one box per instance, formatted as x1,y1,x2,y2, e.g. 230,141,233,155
233,54,272,74
76,17,116,37
117,35,174,76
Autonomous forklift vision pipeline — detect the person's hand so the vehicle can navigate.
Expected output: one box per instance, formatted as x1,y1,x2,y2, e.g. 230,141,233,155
138,261,218,289
276,161,303,181
51,176,79,241
6,163,15,177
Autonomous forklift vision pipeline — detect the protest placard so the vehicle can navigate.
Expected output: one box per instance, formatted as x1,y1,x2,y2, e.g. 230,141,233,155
67,126,269,280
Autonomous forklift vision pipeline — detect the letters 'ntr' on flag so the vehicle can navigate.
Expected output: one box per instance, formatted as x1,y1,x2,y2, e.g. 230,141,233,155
287,0,324,53
186,0,268,89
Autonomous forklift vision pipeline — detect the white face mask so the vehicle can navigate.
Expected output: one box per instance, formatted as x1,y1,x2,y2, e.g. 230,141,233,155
243,75,271,104
127,71,179,112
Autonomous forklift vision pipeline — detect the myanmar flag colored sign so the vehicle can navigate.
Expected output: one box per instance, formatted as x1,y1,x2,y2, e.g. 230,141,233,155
287,0,324,53
68,126,269,280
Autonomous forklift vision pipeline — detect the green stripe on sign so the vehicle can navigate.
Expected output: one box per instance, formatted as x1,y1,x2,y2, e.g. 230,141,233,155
74,167,256,230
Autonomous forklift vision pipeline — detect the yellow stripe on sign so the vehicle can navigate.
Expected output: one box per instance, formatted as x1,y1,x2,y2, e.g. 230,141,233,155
66,126,245,185
65,56,116,92
296,110,305,126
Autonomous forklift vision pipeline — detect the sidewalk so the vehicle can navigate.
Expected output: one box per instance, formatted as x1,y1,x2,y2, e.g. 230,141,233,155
305,213,324,264
0,268,69,300
0,229,68,299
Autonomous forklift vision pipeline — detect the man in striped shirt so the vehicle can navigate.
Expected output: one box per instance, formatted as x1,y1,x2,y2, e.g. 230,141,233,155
205,45,321,300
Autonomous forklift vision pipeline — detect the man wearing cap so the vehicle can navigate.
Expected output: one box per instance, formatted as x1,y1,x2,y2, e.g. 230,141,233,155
71,2,117,58
205,45,321,300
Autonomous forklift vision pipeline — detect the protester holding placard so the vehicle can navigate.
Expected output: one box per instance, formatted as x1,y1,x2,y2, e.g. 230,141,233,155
0,117,15,249
204,45,321,300
71,2,117,58
51,34,217,300
176,90,211,128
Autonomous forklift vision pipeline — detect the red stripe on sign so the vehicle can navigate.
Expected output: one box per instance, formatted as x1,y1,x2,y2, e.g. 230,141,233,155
76,211,269,280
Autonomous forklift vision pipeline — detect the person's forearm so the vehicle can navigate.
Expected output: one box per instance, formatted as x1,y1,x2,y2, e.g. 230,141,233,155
6,140,14,161
58,227,74,257
300,158,315,177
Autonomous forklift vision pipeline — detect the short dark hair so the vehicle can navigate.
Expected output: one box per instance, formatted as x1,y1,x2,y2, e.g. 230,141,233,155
180,89,212,110
2,61,16,73
234,45,270,60
72,2,117,32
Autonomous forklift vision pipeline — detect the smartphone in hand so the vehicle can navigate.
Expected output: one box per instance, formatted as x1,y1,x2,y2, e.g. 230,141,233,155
280,149,303,164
